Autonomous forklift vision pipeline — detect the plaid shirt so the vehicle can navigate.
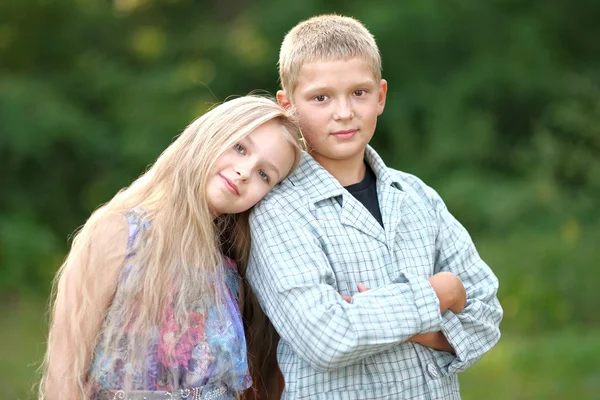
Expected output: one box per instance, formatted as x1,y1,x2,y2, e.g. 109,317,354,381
247,147,502,399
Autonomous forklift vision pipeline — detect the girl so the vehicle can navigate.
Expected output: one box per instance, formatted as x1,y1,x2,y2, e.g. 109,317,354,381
40,96,303,400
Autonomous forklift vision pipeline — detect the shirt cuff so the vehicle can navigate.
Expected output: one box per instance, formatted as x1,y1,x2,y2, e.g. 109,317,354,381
403,273,443,334
437,306,475,374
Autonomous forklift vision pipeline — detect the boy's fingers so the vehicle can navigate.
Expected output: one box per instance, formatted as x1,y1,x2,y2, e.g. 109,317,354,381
357,283,369,292
342,284,369,303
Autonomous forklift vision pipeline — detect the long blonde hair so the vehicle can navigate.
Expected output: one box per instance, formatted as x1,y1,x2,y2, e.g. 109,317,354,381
39,96,303,398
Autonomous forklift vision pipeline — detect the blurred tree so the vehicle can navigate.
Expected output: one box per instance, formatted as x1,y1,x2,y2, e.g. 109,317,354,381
0,0,599,334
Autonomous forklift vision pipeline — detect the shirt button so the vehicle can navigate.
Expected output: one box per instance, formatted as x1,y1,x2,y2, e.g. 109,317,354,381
427,363,440,379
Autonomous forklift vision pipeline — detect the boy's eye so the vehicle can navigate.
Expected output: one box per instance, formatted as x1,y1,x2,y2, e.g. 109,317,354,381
354,90,366,97
258,170,270,183
314,95,328,102
234,143,245,154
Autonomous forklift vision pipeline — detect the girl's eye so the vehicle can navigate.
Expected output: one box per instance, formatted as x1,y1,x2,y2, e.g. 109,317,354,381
354,90,366,97
258,170,270,183
314,95,328,102
234,143,245,154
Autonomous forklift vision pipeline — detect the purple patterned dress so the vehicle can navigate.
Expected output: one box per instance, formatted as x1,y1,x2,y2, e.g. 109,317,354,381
88,210,252,399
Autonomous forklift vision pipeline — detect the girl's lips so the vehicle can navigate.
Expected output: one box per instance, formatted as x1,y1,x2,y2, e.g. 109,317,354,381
219,174,239,195
332,129,358,140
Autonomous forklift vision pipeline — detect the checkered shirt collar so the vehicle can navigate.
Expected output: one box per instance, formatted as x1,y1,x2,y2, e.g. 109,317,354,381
287,145,404,204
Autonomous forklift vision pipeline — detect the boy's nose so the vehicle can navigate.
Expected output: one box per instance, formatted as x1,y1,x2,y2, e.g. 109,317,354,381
333,99,354,120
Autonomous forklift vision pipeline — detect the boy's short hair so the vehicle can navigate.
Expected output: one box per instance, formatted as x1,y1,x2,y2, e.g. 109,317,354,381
279,14,382,95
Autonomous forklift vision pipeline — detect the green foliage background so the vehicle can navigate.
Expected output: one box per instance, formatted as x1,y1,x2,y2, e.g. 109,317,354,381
1,0,599,398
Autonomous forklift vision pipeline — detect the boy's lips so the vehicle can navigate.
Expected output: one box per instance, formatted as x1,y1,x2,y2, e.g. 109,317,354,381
331,129,358,140
219,174,239,195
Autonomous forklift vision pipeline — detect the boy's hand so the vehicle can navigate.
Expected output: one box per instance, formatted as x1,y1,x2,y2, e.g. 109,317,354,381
342,283,369,303
428,271,467,314
407,332,455,354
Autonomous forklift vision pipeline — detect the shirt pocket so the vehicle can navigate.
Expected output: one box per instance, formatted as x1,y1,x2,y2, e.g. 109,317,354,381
391,209,437,278
320,229,391,295
294,357,386,395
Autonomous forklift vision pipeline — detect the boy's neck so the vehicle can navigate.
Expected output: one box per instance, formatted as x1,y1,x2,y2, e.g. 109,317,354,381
312,151,367,186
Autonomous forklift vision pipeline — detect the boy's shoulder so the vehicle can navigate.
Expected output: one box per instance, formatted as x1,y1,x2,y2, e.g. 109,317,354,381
253,152,336,215
386,167,436,201
253,147,443,217
365,146,439,205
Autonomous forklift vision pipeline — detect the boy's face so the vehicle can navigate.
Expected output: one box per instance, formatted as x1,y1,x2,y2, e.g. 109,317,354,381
278,57,387,170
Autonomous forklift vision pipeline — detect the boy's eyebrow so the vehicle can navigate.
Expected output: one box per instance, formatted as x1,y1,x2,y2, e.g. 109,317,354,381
352,80,378,88
301,85,331,94
302,81,377,94
245,136,282,181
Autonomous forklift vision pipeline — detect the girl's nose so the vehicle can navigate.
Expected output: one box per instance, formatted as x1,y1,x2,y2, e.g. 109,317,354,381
234,163,251,181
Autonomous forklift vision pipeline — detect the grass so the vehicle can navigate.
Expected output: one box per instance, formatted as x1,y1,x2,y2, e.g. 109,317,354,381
0,298,47,400
1,299,598,399
460,328,600,399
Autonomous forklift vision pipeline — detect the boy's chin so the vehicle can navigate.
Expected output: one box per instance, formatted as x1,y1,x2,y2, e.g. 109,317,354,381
311,146,367,164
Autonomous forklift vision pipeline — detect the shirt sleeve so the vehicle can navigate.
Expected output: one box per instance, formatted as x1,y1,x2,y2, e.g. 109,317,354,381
426,186,503,374
246,203,443,372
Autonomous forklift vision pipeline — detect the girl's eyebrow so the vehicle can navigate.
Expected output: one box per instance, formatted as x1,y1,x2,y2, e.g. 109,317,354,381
245,136,282,181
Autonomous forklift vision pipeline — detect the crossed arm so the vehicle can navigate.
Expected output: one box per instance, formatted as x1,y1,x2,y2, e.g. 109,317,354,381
248,209,479,371
248,191,501,373
340,187,503,371
343,277,464,354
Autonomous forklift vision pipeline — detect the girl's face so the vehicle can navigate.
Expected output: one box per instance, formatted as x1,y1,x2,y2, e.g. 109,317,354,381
206,120,296,216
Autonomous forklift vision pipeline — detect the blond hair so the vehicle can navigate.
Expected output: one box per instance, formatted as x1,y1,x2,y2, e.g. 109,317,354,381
278,14,382,96
39,96,303,399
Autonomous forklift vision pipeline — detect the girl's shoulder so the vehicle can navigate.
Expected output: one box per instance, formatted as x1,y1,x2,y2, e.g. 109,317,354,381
121,207,152,257
124,207,151,232
90,210,130,253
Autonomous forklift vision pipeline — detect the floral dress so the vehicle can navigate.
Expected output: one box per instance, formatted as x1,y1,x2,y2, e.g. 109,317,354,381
88,210,252,399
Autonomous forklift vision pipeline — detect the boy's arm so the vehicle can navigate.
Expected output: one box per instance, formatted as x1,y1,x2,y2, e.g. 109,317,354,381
345,282,462,354
247,203,447,372
407,331,455,353
345,283,462,354
426,185,503,374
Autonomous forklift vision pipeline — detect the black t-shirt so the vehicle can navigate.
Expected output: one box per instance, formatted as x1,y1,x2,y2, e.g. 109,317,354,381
344,162,384,227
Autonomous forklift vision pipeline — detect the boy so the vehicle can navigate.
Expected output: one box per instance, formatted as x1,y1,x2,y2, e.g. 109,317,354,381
246,14,502,399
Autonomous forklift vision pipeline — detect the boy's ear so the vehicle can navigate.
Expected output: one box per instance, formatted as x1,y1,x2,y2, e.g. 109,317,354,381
276,90,292,109
377,79,388,116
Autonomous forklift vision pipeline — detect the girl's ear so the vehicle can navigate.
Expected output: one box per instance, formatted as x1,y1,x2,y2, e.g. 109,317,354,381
276,90,292,109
